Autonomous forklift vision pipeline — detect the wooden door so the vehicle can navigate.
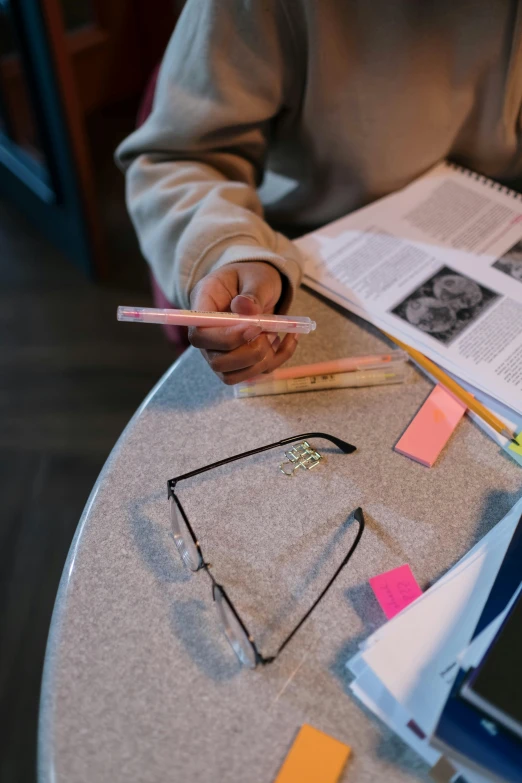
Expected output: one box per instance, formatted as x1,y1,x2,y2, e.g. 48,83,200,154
0,0,104,276
0,0,180,276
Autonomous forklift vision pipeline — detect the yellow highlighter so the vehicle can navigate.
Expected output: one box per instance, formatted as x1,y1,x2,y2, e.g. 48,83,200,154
274,724,351,783
236,367,407,398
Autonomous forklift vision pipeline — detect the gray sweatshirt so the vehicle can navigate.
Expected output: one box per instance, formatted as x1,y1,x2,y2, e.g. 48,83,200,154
116,0,522,310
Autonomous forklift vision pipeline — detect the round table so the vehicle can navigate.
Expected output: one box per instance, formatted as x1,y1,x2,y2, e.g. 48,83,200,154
38,289,522,783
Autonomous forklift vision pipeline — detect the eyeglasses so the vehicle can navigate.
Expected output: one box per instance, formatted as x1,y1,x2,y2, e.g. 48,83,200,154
167,432,364,668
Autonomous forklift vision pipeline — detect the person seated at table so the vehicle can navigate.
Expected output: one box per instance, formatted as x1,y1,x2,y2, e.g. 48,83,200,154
117,0,522,384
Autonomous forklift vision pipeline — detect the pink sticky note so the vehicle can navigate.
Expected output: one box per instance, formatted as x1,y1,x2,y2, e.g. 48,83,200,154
394,384,467,467
369,564,423,619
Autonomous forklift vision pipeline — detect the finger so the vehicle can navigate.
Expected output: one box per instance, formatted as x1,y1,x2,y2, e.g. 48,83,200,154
188,319,278,351
219,333,299,385
203,333,279,372
262,332,299,374
188,322,262,351
231,294,263,316
189,274,264,350
191,262,280,316
231,263,282,315
204,334,276,374
190,273,232,314
189,263,283,351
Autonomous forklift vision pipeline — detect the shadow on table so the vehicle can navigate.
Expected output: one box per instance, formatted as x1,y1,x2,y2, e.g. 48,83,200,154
374,732,432,780
169,598,240,682
330,488,522,686
330,634,430,778
330,632,431,778
128,491,241,681
145,351,232,412
426,487,522,589
262,511,360,643
127,490,190,584
329,487,522,780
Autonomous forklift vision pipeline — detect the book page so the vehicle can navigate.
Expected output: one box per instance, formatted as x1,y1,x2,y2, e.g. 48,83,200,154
297,163,522,414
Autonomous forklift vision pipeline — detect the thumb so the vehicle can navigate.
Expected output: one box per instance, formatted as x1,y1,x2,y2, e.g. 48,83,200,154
230,262,282,316
231,293,262,316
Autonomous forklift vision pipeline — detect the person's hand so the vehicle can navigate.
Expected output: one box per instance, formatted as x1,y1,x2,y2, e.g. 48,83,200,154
188,261,299,384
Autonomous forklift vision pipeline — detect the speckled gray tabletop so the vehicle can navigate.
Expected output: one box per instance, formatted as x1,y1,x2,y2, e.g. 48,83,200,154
38,288,522,783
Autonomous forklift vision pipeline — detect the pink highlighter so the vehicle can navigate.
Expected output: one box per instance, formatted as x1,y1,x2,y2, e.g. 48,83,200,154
261,350,408,380
117,306,316,334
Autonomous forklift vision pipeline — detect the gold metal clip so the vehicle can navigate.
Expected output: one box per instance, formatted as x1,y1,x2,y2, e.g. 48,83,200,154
279,441,323,476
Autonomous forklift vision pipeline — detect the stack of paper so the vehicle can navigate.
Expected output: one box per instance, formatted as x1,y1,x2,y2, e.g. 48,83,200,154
296,162,522,452
346,497,522,782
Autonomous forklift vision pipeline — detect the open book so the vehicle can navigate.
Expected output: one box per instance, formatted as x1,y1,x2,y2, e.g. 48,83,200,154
296,162,522,419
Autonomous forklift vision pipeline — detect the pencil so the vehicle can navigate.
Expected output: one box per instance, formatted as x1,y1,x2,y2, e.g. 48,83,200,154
385,332,518,444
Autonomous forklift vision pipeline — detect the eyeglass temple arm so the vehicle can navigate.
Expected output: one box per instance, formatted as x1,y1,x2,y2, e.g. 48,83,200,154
272,507,365,660
168,432,356,489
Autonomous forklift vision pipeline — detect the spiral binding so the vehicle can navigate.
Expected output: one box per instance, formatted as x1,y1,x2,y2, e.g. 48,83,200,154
446,161,522,202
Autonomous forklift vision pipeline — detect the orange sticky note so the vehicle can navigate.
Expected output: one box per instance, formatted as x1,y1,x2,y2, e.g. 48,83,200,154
394,384,467,467
369,564,422,619
274,724,351,783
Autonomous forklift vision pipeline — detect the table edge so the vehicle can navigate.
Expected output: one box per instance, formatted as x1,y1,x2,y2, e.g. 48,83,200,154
36,349,193,782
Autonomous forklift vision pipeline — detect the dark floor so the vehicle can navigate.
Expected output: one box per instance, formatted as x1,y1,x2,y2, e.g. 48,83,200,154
0,114,176,783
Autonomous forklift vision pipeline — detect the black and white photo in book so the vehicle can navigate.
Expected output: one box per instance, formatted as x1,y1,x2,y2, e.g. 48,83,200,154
390,267,500,345
493,240,522,283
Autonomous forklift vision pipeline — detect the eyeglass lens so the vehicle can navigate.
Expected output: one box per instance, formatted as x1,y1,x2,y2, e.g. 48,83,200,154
169,495,202,572
213,585,257,669
170,495,257,667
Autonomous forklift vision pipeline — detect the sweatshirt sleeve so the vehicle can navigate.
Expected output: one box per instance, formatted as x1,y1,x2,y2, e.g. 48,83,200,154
115,0,304,311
